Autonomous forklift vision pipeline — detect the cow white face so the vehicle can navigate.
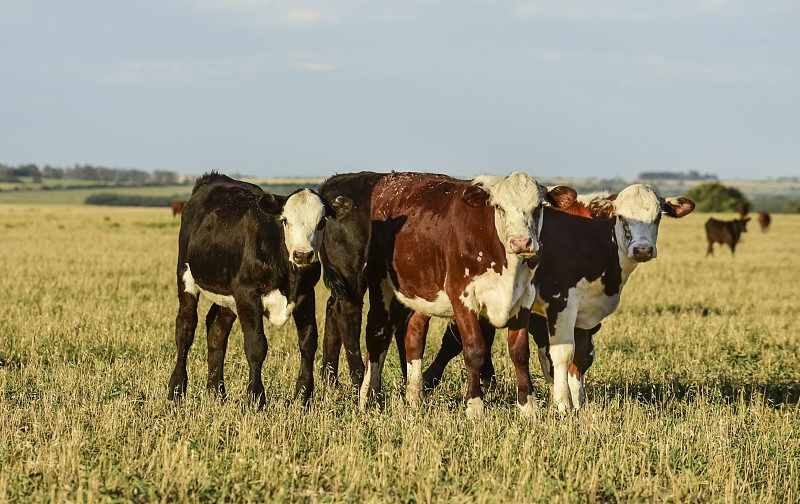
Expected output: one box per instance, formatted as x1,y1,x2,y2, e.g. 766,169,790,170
611,184,694,263
472,172,548,258
281,189,327,266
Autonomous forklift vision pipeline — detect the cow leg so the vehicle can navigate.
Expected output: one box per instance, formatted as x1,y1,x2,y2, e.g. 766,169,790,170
729,242,736,256
360,287,393,411
507,310,536,416
568,326,598,409
404,311,430,409
391,299,412,382
423,317,495,390
706,240,714,256
168,289,199,401
530,312,554,384
206,304,236,399
453,306,487,419
236,296,268,409
322,296,366,391
321,296,343,385
547,305,577,413
324,297,366,391
293,286,319,405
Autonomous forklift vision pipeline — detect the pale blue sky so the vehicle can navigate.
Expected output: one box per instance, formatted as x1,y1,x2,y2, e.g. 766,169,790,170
1,0,798,180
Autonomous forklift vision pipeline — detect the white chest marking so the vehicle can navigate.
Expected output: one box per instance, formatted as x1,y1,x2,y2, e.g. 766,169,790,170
459,255,535,327
182,264,295,326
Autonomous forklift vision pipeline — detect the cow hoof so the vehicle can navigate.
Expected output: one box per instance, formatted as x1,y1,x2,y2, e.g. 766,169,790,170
465,397,484,420
517,394,538,419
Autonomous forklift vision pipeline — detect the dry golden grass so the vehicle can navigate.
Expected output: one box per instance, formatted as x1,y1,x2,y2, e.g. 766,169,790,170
1,204,798,503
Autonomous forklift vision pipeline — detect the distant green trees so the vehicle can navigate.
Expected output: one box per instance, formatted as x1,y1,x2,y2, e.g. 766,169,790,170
85,193,182,207
685,182,748,212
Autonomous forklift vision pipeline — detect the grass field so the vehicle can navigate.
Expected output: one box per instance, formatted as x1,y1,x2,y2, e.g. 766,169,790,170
1,204,798,503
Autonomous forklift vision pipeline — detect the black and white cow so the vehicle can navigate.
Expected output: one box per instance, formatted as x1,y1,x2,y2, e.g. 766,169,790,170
423,184,695,412
167,172,352,407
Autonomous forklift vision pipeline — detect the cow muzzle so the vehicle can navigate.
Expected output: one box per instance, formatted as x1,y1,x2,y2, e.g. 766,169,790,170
291,249,316,266
631,244,655,262
509,236,535,257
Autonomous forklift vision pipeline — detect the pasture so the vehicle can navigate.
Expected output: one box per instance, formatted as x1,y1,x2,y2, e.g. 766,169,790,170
1,203,799,502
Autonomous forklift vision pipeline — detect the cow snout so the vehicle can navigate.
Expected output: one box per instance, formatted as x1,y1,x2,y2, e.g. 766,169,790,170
632,244,654,262
292,249,315,265
509,236,534,256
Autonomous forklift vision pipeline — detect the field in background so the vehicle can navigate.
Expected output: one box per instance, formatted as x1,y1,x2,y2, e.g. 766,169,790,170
1,204,799,502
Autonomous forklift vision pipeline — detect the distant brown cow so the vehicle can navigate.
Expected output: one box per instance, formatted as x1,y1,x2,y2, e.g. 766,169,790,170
758,211,771,232
171,200,186,217
706,217,750,256
736,201,749,219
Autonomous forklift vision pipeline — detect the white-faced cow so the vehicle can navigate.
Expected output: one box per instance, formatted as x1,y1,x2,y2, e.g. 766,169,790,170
167,172,352,407
423,184,695,412
359,172,577,418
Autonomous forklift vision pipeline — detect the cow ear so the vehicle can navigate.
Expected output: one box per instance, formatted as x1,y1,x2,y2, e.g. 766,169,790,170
662,197,695,218
462,185,490,207
587,199,615,220
328,195,353,219
259,193,287,215
545,186,577,209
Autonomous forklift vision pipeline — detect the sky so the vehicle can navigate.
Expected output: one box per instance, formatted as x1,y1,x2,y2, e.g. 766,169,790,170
1,0,798,181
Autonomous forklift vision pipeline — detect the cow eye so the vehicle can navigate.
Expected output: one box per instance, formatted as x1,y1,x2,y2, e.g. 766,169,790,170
494,204,504,213
280,217,288,227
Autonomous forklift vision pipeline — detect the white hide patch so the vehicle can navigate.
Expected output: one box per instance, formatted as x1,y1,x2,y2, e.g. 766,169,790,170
182,264,295,326
406,359,423,409
282,189,326,264
459,254,535,327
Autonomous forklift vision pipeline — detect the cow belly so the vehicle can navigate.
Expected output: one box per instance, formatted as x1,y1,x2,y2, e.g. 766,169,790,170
182,264,295,326
574,277,620,329
395,289,454,318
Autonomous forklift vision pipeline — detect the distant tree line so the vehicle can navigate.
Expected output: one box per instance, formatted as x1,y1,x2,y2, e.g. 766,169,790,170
0,163,187,186
639,170,717,181
685,182,800,214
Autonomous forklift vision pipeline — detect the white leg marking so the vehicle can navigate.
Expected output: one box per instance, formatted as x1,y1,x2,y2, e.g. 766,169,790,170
549,343,574,414
465,397,484,420
406,359,423,409
359,361,371,411
517,393,538,418
568,369,584,410
537,347,554,384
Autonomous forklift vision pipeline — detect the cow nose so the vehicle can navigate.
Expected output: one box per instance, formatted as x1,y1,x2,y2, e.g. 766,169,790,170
292,249,314,265
509,237,533,254
632,244,654,262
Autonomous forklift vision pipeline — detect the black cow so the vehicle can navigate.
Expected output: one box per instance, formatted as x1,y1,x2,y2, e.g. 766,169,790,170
705,217,749,256
758,211,771,233
167,172,352,407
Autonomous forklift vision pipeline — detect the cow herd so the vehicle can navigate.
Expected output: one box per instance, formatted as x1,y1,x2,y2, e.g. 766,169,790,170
168,171,702,418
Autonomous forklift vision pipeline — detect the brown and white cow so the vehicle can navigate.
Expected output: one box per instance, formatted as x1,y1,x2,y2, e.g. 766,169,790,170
168,172,352,407
423,184,695,412
359,172,576,418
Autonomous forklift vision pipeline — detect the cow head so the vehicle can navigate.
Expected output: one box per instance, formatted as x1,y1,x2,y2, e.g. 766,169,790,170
260,189,352,267
604,184,695,263
464,172,577,258
734,217,751,234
